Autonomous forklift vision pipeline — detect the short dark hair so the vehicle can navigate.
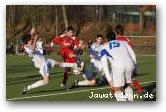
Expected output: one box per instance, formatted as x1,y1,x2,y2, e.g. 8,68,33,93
114,24,124,35
106,31,116,41
22,34,32,44
96,34,103,39
67,26,74,31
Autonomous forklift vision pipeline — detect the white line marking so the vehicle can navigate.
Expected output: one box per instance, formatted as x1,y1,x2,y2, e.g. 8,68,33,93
7,80,156,101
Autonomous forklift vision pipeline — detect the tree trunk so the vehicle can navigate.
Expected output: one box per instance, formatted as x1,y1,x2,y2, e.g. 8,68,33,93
55,5,58,35
62,5,68,29
139,10,143,32
98,5,102,29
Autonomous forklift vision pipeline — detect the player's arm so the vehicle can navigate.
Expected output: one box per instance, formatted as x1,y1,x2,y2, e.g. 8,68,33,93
89,44,95,58
31,35,38,53
69,52,76,58
50,36,62,46
100,49,112,83
126,43,137,65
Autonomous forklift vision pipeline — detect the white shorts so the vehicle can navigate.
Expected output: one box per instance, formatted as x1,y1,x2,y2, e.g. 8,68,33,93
46,59,55,69
90,58,103,72
33,56,55,76
110,60,134,87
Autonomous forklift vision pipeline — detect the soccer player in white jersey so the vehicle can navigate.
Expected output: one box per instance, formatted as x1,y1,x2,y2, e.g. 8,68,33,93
90,34,104,76
21,35,82,94
100,31,136,101
72,34,107,87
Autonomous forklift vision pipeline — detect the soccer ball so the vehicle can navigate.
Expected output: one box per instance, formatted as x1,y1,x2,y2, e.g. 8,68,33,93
73,68,81,75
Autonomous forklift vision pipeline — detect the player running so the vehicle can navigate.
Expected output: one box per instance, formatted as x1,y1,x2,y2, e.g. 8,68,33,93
114,24,144,94
50,26,79,88
100,31,136,101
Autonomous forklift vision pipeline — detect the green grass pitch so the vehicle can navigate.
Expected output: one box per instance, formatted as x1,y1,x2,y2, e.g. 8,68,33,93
6,54,156,101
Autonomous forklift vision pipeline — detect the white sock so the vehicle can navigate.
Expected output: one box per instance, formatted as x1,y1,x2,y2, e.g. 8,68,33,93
115,91,127,101
125,86,134,101
78,80,89,86
60,62,77,68
28,80,47,90
82,74,87,80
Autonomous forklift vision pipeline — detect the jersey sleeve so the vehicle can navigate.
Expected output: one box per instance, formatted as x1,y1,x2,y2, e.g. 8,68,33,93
73,38,79,46
89,43,98,59
51,36,63,45
36,41,43,49
89,44,94,58
126,43,137,65
24,46,33,58
100,54,112,82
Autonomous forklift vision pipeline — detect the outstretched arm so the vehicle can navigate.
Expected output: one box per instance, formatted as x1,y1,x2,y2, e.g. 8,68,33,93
51,36,63,46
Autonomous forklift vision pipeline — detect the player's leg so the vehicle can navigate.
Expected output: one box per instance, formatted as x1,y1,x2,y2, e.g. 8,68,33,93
95,73,108,86
124,62,134,101
111,63,127,101
72,66,95,87
132,67,144,94
76,79,95,86
61,50,77,87
132,78,144,94
61,67,71,86
90,59,98,76
22,62,49,94
95,63,109,86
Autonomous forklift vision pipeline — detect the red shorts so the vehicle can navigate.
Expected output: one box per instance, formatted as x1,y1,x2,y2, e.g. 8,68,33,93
60,49,76,63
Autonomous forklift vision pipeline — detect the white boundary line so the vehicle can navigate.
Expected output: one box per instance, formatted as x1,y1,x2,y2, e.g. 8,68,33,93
7,80,156,101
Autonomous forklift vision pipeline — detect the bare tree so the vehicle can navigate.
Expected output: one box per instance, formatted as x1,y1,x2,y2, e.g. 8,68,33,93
62,5,68,29
55,5,58,35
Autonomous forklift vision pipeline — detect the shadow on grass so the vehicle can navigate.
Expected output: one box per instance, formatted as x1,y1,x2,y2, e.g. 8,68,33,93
6,72,64,85
143,82,156,101
135,72,151,77
22,88,69,95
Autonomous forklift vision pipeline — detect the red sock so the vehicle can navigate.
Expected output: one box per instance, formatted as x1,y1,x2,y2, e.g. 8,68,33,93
132,78,143,94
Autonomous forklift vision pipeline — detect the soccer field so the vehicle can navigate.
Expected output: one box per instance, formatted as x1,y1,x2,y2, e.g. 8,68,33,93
6,54,156,101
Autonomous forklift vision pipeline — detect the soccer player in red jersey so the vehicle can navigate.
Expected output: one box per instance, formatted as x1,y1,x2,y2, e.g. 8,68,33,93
51,26,78,88
114,24,144,94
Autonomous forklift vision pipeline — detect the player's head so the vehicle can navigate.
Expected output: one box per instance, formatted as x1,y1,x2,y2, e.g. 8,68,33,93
58,27,66,35
114,24,124,35
96,34,103,44
106,31,116,42
22,34,33,45
66,26,74,37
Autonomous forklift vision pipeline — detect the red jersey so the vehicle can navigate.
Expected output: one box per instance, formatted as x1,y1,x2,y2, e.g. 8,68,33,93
71,36,79,45
51,36,74,50
51,35,78,63
116,36,132,47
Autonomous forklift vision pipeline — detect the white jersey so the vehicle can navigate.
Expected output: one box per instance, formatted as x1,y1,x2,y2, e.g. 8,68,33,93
24,45,44,62
90,42,103,60
100,40,136,87
89,42,104,73
24,45,54,76
100,40,136,64
36,41,44,55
